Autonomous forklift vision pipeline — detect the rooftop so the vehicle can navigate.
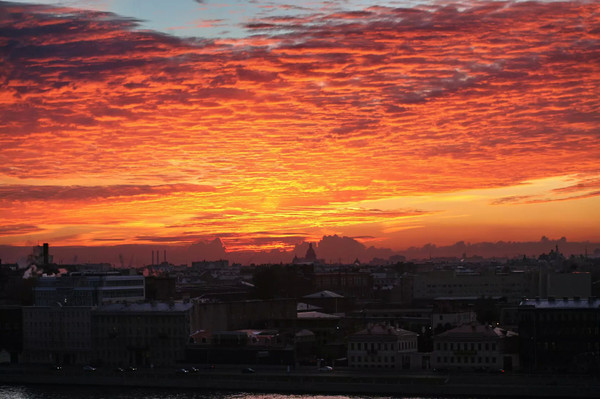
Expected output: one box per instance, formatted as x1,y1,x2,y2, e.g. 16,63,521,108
297,311,340,319
94,301,193,313
351,324,417,338
519,297,600,309
303,290,344,299
436,324,513,339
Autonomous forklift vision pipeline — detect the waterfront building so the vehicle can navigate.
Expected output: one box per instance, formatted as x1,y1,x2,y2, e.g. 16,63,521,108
92,301,193,367
431,324,518,371
0,305,22,363
347,324,418,369
518,297,600,372
22,305,92,365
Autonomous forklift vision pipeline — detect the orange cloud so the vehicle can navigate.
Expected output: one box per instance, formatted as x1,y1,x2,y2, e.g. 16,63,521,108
1,1,599,250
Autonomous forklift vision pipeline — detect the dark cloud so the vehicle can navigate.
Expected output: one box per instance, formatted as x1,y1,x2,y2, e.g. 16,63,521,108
0,184,216,202
0,224,44,235
491,195,533,205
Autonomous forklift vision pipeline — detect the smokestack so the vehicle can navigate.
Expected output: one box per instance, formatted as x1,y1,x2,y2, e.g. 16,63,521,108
164,250,166,263
152,251,154,265
43,243,49,265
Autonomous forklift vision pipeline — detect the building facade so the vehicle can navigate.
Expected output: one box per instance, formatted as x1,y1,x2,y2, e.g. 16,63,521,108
92,301,193,367
34,272,145,306
518,297,600,372
431,324,518,371
22,305,92,365
348,324,418,369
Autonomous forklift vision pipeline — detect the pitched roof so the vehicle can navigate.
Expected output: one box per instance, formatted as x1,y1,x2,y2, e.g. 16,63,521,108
303,290,343,298
297,311,340,319
436,324,504,339
94,301,193,313
519,297,600,309
351,324,417,338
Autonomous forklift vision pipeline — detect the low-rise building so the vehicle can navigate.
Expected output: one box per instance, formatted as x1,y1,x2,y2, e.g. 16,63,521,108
22,305,92,365
431,324,518,371
92,301,193,367
348,324,418,369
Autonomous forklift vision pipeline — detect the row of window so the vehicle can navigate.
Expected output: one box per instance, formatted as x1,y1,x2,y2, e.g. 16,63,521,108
351,355,395,363
349,341,416,351
435,342,496,351
437,356,497,364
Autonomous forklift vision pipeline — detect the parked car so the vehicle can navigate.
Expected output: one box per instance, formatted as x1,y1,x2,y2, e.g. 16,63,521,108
241,367,255,374
176,368,189,374
82,365,96,372
318,366,333,372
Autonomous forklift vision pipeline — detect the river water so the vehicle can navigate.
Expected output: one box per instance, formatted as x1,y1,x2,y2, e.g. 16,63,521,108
0,385,431,399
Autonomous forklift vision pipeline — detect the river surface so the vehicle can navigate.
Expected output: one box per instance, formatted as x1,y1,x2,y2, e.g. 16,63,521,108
0,385,441,399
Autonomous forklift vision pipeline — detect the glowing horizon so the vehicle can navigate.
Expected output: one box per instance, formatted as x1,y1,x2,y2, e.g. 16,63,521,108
1,0,599,252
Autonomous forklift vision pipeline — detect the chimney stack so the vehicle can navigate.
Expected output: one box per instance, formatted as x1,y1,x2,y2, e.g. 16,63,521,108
152,251,154,265
43,243,49,265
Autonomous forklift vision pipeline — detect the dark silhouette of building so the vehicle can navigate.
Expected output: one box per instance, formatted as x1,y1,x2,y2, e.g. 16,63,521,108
0,306,22,363
518,297,600,373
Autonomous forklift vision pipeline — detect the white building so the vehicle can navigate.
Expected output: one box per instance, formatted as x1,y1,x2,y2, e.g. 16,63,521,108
348,324,418,369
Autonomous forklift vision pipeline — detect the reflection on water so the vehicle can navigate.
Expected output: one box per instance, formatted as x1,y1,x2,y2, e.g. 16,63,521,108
0,386,411,399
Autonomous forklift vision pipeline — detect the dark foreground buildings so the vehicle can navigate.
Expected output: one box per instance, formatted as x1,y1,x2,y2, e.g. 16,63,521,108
519,297,600,373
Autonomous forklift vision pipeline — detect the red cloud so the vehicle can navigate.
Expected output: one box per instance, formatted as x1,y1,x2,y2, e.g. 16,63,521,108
1,1,599,248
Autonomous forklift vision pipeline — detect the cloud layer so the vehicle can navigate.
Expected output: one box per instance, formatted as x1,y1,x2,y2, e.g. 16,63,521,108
0,1,598,250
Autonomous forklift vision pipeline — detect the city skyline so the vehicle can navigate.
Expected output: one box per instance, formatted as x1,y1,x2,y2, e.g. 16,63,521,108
1,0,599,253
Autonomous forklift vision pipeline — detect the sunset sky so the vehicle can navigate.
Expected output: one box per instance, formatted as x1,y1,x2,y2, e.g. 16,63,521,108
1,0,599,253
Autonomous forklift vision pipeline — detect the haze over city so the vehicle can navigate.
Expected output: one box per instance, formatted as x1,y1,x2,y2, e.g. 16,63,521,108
1,0,599,262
